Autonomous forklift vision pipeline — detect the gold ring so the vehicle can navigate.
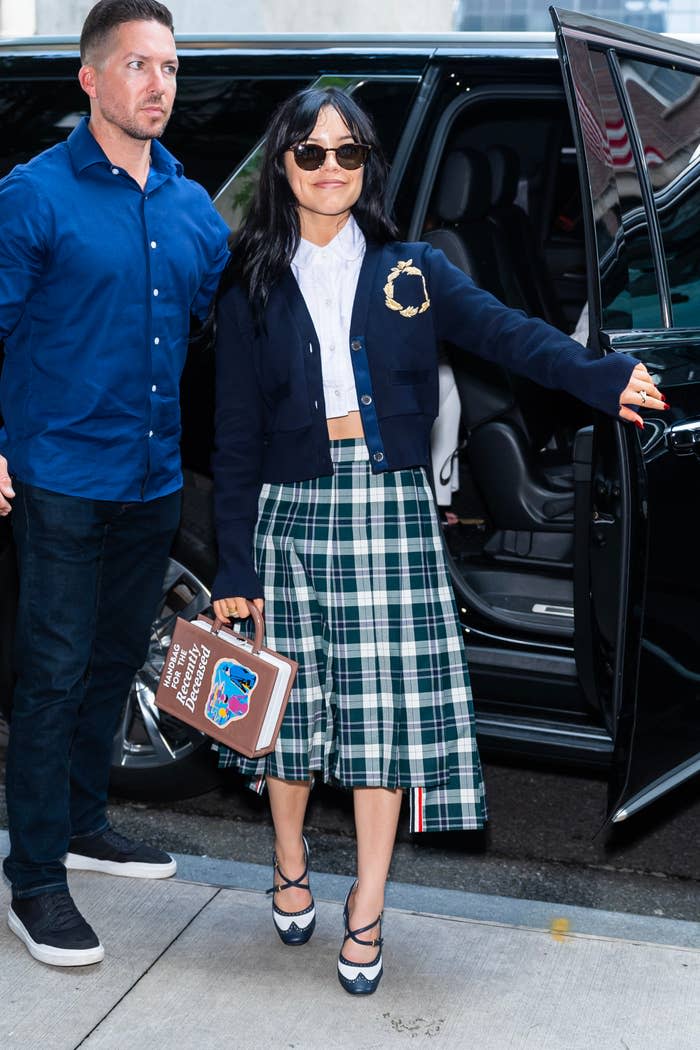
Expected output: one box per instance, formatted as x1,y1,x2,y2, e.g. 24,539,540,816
639,389,647,405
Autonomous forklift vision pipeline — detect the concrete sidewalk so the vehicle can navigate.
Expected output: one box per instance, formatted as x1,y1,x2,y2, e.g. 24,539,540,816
1,834,698,1050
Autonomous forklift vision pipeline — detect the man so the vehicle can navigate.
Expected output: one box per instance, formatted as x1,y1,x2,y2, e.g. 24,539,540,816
0,0,230,967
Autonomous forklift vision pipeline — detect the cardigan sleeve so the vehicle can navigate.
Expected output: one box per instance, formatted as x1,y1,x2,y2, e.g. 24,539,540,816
210,285,265,601
426,245,637,418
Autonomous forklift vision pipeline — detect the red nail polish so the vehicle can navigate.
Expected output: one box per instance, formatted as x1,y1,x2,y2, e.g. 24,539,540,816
635,420,644,430
660,394,668,403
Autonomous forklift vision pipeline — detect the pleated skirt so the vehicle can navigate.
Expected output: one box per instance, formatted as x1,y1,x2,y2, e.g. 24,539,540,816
218,439,486,832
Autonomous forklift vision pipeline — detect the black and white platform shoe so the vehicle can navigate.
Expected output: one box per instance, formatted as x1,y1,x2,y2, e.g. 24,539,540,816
266,835,316,946
337,882,384,995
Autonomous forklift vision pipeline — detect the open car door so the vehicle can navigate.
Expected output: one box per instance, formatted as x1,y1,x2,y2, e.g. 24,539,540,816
551,7,700,822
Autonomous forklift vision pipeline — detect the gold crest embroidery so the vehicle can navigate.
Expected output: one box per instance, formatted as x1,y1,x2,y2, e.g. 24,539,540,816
383,259,431,318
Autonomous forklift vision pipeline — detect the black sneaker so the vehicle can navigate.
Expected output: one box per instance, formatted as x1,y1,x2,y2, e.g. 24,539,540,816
64,828,177,879
8,891,104,967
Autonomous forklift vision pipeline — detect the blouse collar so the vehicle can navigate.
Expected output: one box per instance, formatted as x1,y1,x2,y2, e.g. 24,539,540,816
293,214,366,269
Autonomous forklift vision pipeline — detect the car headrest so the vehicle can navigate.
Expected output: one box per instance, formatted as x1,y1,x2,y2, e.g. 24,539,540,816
433,148,491,223
486,145,520,208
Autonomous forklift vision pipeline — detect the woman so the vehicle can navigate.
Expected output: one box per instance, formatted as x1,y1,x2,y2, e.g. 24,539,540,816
211,87,664,996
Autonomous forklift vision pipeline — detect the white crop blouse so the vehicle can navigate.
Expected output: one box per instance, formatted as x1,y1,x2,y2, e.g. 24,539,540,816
290,215,366,419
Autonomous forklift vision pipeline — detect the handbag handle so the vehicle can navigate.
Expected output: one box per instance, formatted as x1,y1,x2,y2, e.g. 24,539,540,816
211,600,264,654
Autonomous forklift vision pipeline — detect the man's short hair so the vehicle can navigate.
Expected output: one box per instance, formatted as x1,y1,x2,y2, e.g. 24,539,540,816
80,0,175,65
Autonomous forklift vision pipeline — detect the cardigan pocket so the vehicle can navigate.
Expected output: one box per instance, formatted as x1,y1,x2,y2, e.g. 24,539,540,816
380,374,436,418
391,368,431,386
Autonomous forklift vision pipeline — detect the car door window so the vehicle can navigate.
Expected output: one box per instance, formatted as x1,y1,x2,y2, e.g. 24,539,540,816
618,58,700,328
214,75,419,231
163,76,313,195
565,39,663,331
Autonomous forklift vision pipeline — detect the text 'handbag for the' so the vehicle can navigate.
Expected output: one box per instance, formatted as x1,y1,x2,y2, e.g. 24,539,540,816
154,603,297,758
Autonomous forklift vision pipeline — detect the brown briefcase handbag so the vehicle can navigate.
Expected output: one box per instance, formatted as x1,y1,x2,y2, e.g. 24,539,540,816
154,602,297,759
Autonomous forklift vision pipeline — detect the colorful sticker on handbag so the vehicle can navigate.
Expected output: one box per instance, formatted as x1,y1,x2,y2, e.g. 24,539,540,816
205,658,257,727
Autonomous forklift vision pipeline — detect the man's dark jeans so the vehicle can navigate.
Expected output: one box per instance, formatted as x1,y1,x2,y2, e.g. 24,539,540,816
3,482,181,898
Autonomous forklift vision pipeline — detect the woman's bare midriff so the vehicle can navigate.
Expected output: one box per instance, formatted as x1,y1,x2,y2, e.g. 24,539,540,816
327,410,364,440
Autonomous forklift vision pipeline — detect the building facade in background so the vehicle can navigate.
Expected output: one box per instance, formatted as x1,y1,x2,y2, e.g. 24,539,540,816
454,0,700,34
0,0,454,35
1,0,699,42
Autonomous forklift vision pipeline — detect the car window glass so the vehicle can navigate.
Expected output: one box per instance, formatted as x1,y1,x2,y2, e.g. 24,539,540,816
351,78,419,164
579,45,663,331
214,76,419,231
0,79,86,177
163,77,312,195
619,58,700,329
0,76,312,196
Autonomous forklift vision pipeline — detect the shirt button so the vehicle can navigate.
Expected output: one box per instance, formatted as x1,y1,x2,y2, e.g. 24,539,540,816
152,384,157,393
373,451,385,463
329,343,336,352
153,289,159,297
111,167,119,175
150,240,157,249
334,390,341,398
351,340,361,351
360,395,372,406
148,430,154,438
154,337,160,345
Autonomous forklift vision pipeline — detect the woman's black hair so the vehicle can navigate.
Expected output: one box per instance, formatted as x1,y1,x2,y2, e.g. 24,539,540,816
220,86,398,314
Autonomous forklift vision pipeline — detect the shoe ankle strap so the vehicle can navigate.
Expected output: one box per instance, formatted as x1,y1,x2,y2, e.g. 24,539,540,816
344,915,383,949
266,855,310,896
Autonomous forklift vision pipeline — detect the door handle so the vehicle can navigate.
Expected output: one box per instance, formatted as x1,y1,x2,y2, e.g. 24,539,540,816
667,419,700,456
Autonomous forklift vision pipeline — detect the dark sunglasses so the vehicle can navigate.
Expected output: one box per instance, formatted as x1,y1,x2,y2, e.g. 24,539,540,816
288,142,372,171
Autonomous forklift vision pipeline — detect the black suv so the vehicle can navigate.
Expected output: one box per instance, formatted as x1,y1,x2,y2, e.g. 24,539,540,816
1,9,699,825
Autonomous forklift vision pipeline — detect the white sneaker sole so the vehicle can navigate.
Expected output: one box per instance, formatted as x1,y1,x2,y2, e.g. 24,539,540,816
63,853,177,879
8,908,104,967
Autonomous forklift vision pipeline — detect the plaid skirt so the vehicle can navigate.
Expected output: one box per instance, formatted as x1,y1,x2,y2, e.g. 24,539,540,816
218,439,486,833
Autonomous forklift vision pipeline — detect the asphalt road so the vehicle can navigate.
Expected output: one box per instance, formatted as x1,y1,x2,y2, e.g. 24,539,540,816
2,740,696,924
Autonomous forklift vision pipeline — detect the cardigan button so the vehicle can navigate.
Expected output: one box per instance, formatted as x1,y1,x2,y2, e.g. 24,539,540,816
351,339,362,351
373,451,384,463
360,395,372,406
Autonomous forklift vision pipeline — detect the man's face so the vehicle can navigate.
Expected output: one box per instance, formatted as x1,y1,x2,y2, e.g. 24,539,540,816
83,19,177,141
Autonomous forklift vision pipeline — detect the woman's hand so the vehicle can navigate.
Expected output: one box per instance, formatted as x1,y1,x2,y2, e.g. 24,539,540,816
619,362,668,428
212,596,264,621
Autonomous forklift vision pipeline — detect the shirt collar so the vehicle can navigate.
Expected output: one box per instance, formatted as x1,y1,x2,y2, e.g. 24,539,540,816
67,116,183,178
293,214,366,270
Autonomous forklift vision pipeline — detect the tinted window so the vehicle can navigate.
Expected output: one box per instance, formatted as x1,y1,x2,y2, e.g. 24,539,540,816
0,76,312,194
162,77,312,194
620,58,700,328
566,40,662,330
351,78,419,164
214,76,419,231
0,79,85,177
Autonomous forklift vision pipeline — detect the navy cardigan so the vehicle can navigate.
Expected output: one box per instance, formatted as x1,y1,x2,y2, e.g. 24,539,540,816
212,241,636,600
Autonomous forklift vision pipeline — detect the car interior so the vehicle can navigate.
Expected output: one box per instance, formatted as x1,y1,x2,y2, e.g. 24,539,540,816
418,95,594,638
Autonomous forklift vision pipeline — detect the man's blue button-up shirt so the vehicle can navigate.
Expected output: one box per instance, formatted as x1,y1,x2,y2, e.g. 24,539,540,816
0,117,230,502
